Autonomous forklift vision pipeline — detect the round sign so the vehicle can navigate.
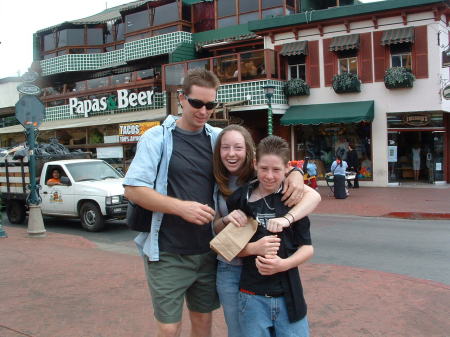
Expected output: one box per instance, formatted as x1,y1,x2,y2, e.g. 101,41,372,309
443,84,450,100
15,95,45,129
17,83,41,96
21,71,39,83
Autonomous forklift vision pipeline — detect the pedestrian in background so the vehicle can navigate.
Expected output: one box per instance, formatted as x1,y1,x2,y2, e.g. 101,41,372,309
330,154,348,199
346,143,359,188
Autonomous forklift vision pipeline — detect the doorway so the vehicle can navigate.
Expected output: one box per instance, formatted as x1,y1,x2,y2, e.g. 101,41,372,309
388,130,445,184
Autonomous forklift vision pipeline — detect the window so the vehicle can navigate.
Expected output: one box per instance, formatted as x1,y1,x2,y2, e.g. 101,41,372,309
165,63,185,86
262,0,283,8
136,69,154,80
153,26,177,36
218,0,235,17
390,44,412,70
87,28,103,45
239,12,259,24
58,29,84,47
337,49,358,75
87,77,109,90
287,55,306,80
111,73,132,85
153,2,180,26
188,60,210,71
218,16,237,28
43,33,56,51
240,0,258,12
126,10,150,33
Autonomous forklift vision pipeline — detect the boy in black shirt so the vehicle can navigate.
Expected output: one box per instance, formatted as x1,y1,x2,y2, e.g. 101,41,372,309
227,135,314,337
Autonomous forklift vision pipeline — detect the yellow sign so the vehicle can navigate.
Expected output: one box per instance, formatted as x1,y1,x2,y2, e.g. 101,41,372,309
118,121,160,143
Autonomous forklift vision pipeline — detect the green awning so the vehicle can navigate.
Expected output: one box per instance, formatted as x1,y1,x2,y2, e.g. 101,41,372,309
381,27,414,45
280,41,308,56
280,101,374,126
329,34,360,51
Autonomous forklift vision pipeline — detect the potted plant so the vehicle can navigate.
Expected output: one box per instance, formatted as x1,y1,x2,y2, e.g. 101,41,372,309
384,67,415,89
284,78,310,97
332,72,361,93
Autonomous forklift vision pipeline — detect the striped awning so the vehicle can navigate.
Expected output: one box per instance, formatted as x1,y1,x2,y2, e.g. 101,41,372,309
280,41,308,56
381,27,414,45
329,34,360,51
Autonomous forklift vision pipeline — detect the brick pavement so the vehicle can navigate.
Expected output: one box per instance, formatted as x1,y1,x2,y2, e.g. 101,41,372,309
1,186,450,337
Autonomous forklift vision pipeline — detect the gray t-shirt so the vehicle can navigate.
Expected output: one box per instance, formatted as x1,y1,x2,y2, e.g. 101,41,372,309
159,126,215,255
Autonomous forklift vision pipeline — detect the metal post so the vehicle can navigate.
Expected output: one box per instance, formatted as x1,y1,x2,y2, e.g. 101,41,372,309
267,95,273,136
27,127,40,205
0,198,7,238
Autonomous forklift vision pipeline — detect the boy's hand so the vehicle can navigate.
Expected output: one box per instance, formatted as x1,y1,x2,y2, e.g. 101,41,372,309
255,255,287,275
267,217,290,233
225,209,247,227
252,235,280,256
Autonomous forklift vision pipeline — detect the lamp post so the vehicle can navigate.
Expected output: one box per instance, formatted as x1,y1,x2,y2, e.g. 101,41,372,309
15,69,46,237
263,85,275,136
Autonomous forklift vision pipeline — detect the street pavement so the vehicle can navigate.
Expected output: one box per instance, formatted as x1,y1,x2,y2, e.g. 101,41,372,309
1,185,450,337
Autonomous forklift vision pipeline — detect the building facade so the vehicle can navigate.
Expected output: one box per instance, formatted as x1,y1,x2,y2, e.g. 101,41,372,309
0,0,449,184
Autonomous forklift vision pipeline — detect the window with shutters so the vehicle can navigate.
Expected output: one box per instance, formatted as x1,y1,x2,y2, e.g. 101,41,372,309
287,55,306,80
337,50,358,75
390,44,412,70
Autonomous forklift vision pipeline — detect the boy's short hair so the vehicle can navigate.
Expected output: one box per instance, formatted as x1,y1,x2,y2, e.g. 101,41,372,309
256,135,290,164
182,68,220,95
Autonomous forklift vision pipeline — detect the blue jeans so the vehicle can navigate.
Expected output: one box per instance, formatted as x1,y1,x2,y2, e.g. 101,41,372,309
239,292,310,337
216,260,243,337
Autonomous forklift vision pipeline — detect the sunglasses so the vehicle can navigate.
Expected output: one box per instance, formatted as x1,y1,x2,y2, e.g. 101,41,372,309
185,95,218,110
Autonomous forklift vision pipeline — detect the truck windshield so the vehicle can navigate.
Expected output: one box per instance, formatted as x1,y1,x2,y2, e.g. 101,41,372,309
66,161,123,182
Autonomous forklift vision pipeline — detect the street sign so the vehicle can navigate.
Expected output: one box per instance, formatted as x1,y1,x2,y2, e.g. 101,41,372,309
21,71,39,83
17,83,41,96
443,84,450,100
15,95,45,128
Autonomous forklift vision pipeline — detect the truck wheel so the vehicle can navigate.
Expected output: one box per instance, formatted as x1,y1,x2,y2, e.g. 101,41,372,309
80,201,105,232
6,201,26,224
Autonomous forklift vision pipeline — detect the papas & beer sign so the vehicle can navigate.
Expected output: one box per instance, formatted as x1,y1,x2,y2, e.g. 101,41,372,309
70,89,154,117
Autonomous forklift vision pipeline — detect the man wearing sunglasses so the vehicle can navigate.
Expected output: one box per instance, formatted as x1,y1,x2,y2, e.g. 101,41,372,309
124,68,222,337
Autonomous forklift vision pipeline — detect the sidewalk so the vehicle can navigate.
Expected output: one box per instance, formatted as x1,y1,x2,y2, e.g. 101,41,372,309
315,184,450,219
1,186,450,337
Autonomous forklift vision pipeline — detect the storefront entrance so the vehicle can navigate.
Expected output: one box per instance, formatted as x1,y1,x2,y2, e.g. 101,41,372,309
388,130,445,183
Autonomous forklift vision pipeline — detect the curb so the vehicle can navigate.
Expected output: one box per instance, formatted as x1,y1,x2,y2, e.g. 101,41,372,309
384,212,450,220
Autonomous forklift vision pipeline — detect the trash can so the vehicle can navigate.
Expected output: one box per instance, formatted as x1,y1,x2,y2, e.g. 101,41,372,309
333,175,347,199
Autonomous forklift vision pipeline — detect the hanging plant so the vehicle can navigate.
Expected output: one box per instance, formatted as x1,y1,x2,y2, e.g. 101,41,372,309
332,72,361,93
384,67,415,89
284,78,310,97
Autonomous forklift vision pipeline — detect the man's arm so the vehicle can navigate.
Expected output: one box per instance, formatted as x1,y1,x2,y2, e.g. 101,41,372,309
124,186,215,225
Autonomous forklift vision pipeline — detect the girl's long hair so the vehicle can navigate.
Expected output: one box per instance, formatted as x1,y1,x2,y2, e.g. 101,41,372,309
213,125,256,197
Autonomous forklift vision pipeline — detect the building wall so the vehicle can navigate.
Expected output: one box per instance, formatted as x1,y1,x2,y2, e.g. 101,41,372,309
0,82,20,108
265,10,446,186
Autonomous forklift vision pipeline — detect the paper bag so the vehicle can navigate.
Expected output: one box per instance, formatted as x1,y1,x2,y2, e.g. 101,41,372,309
210,216,258,262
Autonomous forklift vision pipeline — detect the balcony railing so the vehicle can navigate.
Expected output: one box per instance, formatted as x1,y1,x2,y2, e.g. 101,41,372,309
163,49,281,91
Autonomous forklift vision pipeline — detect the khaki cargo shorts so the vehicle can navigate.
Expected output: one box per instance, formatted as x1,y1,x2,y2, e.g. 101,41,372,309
144,250,220,324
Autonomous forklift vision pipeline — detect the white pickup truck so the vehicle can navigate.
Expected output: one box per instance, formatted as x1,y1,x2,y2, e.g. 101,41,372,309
1,157,127,231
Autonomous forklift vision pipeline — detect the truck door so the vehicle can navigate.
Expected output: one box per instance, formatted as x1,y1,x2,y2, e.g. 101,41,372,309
41,165,75,216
